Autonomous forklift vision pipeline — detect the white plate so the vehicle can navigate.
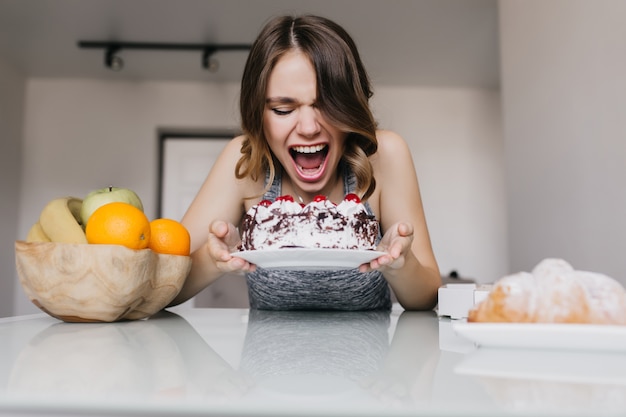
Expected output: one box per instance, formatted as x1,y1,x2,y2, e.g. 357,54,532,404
231,248,386,271
452,322,626,352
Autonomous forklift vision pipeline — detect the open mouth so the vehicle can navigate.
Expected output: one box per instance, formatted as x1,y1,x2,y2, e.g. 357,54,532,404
289,144,329,178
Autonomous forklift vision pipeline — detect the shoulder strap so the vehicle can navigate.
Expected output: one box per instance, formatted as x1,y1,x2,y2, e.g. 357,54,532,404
342,162,375,218
263,167,282,201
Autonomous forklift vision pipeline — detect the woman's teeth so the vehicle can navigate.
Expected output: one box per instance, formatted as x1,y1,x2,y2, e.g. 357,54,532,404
291,144,327,154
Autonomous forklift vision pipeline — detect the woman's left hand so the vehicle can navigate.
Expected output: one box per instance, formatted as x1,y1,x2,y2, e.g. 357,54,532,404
360,222,414,272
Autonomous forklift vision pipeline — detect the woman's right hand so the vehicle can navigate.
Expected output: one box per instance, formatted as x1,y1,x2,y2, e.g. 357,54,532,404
207,220,256,273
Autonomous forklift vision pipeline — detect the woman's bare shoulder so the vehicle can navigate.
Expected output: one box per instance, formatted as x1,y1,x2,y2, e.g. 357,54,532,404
375,129,410,153
217,135,266,203
220,134,246,159
371,130,413,169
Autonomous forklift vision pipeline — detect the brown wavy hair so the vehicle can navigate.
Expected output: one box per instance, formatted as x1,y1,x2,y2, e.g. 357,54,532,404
237,15,378,201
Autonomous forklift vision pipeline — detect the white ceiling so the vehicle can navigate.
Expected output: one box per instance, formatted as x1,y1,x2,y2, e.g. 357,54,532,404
0,0,500,88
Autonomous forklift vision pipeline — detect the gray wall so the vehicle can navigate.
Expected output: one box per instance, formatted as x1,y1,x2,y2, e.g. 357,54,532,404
500,0,626,277
0,60,25,317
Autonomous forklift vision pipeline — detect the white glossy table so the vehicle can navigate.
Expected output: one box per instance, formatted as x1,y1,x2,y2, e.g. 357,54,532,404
0,307,624,417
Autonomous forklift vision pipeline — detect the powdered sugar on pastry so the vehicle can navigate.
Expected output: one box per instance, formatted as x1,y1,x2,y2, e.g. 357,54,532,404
468,258,626,325
575,270,626,324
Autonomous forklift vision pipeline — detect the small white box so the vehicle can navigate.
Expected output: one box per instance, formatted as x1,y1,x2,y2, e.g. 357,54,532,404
437,283,492,319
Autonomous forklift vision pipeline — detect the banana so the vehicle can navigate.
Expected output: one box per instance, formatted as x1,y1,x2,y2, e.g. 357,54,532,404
38,197,88,244
26,222,51,242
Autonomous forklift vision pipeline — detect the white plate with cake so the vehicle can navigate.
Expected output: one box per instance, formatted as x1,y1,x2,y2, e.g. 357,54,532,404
235,194,385,270
233,248,386,271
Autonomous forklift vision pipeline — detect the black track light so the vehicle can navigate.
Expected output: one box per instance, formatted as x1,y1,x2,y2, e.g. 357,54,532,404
78,41,251,72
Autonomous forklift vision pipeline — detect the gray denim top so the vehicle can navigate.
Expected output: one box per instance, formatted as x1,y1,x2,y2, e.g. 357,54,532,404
245,164,392,310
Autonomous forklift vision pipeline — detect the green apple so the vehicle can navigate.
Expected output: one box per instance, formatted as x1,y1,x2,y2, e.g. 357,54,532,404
80,186,144,228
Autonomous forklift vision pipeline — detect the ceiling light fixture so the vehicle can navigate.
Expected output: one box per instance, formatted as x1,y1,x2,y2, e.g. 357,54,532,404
104,46,124,71
78,41,251,72
202,47,219,73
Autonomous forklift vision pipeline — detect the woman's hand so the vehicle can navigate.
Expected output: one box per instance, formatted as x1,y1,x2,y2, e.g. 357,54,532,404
207,220,256,273
360,222,414,272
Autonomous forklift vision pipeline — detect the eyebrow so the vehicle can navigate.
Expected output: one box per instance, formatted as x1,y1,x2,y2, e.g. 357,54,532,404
265,96,297,104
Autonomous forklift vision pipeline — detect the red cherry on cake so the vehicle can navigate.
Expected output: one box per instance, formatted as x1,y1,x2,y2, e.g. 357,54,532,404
276,195,295,202
313,195,327,202
344,193,361,203
258,199,272,207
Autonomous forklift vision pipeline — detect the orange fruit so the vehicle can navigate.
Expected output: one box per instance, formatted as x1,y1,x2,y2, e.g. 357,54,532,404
148,218,191,256
85,202,151,250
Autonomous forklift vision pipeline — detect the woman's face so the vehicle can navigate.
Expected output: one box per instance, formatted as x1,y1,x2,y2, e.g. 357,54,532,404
263,50,347,196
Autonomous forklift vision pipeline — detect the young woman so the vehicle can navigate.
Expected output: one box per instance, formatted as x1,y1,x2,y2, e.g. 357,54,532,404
170,15,440,310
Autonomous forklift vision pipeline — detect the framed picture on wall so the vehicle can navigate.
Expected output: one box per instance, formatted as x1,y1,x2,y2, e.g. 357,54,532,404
157,130,236,221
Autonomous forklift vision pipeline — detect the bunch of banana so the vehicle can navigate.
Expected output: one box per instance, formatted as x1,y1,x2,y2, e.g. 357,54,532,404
26,197,87,244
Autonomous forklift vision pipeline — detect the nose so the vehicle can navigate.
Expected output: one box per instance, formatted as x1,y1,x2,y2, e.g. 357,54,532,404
296,106,321,138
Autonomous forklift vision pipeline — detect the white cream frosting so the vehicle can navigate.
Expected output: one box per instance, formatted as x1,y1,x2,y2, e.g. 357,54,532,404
240,196,378,251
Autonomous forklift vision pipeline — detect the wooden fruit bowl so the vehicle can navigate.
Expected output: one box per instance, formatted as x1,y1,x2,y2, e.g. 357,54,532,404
14,241,192,322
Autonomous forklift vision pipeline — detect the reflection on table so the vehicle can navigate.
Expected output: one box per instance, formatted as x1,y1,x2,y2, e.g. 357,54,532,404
0,308,442,415
0,308,625,417
240,309,441,408
455,347,626,414
6,312,250,401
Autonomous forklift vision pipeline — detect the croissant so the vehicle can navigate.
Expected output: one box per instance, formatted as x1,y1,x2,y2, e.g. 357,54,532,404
468,258,626,325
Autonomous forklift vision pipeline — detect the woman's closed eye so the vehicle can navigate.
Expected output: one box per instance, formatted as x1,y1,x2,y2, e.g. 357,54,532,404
271,108,293,116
